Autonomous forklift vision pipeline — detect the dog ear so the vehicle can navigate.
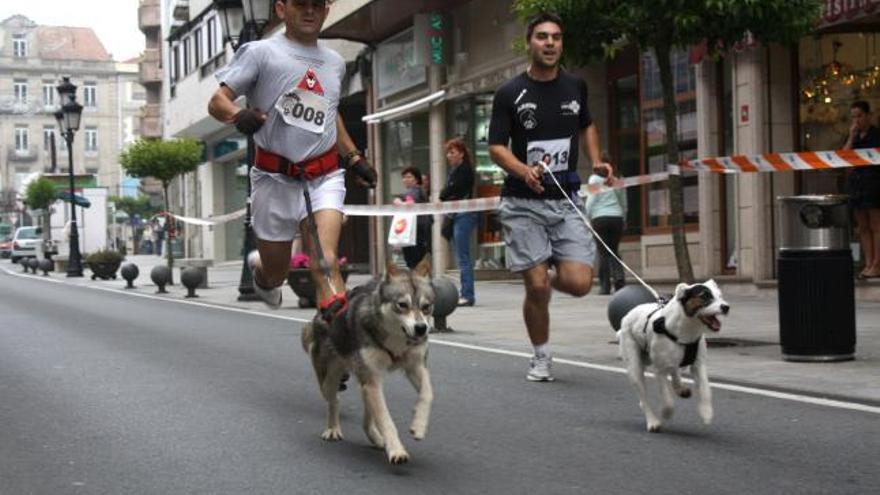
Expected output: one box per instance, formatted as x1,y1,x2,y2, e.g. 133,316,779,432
413,254,432,278
385,258,398,281
674,283,689,300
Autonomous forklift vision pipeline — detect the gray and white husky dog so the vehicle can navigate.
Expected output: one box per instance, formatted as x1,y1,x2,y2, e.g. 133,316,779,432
617,280,730,432
301,257,435,464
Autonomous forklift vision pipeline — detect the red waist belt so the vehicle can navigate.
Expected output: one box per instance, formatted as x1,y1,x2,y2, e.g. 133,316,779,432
254,147,339,180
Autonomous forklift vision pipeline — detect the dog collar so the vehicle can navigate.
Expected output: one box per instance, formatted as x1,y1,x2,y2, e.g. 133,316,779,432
652,317,702,367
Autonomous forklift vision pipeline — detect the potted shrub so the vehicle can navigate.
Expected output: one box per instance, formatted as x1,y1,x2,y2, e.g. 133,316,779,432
287,254,350,308
86,248,124,280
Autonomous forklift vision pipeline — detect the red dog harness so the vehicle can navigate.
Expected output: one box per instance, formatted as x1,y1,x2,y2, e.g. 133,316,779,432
254,147,338,180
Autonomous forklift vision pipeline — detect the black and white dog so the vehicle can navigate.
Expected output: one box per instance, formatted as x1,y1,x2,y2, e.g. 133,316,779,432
617,280,730,432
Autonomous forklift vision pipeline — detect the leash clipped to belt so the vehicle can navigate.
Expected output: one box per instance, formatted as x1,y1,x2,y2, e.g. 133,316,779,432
538,162,664,304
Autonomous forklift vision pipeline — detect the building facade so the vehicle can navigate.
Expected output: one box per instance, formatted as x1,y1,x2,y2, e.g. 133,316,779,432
0,14,146,221
321,0,877,290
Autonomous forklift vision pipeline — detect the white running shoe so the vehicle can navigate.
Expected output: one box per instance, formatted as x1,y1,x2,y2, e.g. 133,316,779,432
248,250,282,309
526,354,555,382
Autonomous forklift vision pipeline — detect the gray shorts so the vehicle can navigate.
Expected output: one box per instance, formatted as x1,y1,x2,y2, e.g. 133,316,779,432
499,196,596,272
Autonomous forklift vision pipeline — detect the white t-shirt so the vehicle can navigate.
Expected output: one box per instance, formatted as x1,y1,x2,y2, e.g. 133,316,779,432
216,32,345,168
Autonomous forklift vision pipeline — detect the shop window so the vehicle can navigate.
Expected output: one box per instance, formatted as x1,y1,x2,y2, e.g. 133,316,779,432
446,95,505,269
381,114,430,200
798,33,878,195
641,50,699,229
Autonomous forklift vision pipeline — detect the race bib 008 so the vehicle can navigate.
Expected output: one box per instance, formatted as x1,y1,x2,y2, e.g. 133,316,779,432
275,88,329,134
527,137,572,173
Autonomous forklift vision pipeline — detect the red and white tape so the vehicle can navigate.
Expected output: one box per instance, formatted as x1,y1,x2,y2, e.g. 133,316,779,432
168,147,880,224
685,147,880,173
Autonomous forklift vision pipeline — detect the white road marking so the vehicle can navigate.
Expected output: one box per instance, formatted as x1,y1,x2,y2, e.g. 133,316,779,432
4,267,879,415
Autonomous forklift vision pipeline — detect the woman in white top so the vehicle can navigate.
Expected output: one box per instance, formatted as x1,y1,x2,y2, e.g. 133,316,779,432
584,165,627,294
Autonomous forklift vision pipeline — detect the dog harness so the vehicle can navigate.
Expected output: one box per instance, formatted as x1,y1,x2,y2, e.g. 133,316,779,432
651,317,702,368
255,147,339,180
640,304,701,368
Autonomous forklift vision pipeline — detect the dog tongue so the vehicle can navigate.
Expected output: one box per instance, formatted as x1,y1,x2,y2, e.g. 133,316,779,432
701,315,721,331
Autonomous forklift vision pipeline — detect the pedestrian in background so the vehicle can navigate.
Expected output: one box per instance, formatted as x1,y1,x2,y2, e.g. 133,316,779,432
844,100,880,279
584,164,626,294
394,166,432,269
440,137,476,306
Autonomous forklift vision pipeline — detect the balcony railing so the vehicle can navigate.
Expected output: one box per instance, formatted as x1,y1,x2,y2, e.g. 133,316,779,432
138,0,161,32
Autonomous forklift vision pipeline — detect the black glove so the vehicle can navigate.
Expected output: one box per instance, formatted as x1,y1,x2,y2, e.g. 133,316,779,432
234,108,265,135
348,155,377,188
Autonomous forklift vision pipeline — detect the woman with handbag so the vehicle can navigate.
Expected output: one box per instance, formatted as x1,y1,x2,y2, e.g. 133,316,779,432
440,138,477,306
394,166,432,269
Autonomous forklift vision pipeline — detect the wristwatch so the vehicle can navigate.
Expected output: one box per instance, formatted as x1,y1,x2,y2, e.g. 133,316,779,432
345,150,363,167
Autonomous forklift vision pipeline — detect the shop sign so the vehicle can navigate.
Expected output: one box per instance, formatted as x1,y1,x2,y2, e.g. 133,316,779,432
413,12,451,66
820,0,880,29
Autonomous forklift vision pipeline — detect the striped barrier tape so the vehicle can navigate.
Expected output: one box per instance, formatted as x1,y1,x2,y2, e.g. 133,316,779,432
167,148,879,225
685,147,880,173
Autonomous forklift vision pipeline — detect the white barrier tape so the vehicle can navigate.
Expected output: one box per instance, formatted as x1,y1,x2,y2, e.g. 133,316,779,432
165,146,878,224
345,172,673,217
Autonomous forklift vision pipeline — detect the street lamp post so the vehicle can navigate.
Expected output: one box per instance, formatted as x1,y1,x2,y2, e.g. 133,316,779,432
215,0,272,301
55,77,84,278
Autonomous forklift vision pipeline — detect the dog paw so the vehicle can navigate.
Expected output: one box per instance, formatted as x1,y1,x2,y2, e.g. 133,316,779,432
386,447,410,465
410,423,427,441
699,404,714,425
647,420,663,433
661,406,675,420
677,387,692,399
321,427,344,441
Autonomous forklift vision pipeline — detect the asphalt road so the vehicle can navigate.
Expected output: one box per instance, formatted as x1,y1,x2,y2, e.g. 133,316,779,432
0,271,876,495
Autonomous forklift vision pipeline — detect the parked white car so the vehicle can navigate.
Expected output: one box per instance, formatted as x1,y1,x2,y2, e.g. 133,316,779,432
10,226,42,263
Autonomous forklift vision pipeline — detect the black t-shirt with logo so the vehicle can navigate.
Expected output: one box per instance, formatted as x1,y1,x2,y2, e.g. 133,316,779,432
488,71,592,199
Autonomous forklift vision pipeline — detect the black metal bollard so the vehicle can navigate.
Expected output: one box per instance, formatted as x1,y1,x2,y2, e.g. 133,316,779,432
181,267,203,298
120,263,139,289
431,276,459,333
150,265,171,294
607,285,658,331
38,258,53,276
20,258,29,272
27,258,39,274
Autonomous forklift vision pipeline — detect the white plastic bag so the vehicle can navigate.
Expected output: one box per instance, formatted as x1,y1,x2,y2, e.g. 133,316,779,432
387,214,417,247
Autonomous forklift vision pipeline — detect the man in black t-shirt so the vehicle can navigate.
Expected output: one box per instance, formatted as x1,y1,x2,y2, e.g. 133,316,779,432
488,12,612,382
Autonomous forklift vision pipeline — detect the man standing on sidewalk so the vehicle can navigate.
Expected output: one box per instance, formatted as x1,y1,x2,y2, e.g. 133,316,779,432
488,12,610,382
208,0,376,320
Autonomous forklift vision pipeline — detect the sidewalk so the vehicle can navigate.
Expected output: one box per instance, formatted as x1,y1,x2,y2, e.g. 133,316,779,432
16,254,880,406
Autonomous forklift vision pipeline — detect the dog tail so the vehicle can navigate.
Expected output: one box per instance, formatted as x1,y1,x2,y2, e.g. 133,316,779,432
301,322,314,354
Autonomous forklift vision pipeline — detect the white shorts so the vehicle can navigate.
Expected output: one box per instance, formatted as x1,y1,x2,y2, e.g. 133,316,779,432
250,167,346,242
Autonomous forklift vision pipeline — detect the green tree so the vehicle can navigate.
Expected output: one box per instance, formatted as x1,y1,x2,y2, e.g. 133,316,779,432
25,176,58,244
120,138,203,274
512,0,823,281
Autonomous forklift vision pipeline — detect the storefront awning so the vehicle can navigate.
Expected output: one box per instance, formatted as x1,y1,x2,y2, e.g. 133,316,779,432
361,90,446,124
322,0,469,43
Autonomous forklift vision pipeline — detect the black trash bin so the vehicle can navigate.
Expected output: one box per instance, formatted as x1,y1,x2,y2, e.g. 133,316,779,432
776,195,855,362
